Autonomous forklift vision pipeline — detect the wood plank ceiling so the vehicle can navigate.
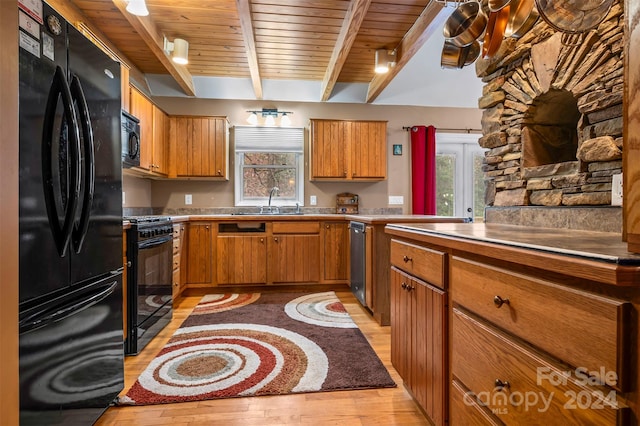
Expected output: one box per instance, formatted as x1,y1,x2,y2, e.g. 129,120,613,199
69,0,445,102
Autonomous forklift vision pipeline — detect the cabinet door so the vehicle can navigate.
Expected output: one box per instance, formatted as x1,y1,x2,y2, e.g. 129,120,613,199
391,267,411,380
217,235,267,284
310,119,348,179
391,267,447,426
152,105,168,175
269,234,320,283
185,222,212,284
351,121,387,179
322,222,349,281
171,116,228,178
129,86,154,171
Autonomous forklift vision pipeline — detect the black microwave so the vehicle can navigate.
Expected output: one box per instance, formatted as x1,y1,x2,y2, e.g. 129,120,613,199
121,111,140,168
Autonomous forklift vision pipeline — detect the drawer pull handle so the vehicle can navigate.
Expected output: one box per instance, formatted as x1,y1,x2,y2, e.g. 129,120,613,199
493,295,510,308
403,255,412,263
494,379,510,390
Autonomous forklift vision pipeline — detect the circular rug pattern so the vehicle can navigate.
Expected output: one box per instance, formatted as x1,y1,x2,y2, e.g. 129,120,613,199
120,323,328,405
284,292,357,328
191,293,260,315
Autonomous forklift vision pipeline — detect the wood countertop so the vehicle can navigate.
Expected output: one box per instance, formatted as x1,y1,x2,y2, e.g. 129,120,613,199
385,222,640,286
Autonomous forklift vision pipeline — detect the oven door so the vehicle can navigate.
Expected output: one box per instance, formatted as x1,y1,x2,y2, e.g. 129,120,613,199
130,234,173,354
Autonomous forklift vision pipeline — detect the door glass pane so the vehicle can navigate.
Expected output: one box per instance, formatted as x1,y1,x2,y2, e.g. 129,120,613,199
436,154,456,216
473,153,485,221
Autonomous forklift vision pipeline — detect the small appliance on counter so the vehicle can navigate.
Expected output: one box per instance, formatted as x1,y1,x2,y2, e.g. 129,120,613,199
337,193,359,214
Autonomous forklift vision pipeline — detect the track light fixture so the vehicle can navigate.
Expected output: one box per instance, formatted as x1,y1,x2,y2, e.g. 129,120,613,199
163,37,189,65
246,108,293,126
375,49,396,74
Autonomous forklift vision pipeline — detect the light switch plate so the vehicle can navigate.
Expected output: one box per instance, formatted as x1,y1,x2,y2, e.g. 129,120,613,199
389,195,404,205
310,195,317,206
612,173,622,206
122,191,125,205
185,194,193,205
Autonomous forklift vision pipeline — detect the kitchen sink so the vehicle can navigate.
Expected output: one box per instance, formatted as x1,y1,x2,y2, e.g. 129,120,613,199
231,211,304,216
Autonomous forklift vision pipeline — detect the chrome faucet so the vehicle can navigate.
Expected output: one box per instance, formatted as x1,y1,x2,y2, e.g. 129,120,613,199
268,186,279,208
259,186,279,214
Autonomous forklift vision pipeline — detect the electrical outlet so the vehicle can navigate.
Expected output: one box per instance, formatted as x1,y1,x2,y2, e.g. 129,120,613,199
612,173,622,206
389,195,404,205
185,194,193,205
310,195,317,206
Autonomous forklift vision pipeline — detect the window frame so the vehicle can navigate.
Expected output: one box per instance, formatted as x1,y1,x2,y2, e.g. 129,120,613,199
233,126,305,207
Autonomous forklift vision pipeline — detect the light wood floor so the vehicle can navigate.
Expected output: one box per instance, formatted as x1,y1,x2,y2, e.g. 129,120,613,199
95,290,429,425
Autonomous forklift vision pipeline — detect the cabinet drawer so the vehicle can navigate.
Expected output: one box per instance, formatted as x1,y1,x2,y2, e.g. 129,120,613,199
452,308,625,425
450,379,502,426
272,221,320,234
451,257,628,391
173,253,181,271
390,239,445,288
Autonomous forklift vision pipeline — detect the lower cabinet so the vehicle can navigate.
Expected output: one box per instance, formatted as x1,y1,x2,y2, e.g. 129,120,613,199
185,222,213,285
390,266,447,425
172,223,185,302
269,222,320,284
217,235,267,285
322,221,349,282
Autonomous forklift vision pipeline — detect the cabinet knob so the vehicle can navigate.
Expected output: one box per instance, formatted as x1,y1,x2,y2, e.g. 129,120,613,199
494,379,510,390
260,238,264,243
343,171,347,176
326,225,330,229
205,225,209,229
401,282,407,289
274,237,279,242
217,169,222,175
403,255,412,263
493,295,510,308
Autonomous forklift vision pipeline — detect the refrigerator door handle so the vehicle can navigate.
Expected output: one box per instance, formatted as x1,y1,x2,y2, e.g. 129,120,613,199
69,75,95,253
42,65,82,257
19,280,118,334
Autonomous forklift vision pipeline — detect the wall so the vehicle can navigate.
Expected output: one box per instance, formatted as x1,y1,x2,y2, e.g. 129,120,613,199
123,98,482,214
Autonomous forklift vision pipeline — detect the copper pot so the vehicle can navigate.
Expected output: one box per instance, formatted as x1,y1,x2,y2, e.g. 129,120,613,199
441,40,481,69
483,6,510,59
443,1,488,48
488,0,511,12
504,0,539,38
535,0,613,33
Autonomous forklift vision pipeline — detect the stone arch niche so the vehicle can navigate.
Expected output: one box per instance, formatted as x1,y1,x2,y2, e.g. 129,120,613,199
477,1,624,210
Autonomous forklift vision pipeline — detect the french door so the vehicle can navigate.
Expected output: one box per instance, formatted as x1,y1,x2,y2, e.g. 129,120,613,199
435,133,486,221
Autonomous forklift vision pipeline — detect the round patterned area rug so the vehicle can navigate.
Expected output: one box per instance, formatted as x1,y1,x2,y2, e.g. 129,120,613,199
119,292,395,405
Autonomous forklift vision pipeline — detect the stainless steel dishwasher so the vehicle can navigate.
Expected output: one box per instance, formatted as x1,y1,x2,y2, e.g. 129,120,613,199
349,221,366,306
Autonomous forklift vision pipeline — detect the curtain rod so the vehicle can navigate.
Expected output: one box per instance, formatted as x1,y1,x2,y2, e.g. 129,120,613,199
402,126,482,134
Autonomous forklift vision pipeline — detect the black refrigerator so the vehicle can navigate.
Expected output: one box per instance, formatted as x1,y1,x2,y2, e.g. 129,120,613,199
18,3,124,425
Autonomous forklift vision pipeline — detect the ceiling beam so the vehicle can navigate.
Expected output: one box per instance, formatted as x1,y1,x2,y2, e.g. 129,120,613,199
237,0,263,100
366,1,446,103
112,0,195,97
320,0,372,101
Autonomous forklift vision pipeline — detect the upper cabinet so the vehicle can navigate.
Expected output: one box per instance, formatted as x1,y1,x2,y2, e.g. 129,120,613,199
128,86,169,176
310,119,387,181
169,116,229,179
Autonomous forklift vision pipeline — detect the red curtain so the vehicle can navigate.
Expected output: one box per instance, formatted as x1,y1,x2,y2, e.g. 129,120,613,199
410,125,437,215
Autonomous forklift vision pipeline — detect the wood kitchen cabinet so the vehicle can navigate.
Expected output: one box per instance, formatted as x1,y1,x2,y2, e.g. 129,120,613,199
269,222,320,284
169,116,229,179
185,222,213,285
390,263,447,426
217,235,267,285
172,223,185,302
321,221,349,282
129,86,168,176
310,119,387,181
